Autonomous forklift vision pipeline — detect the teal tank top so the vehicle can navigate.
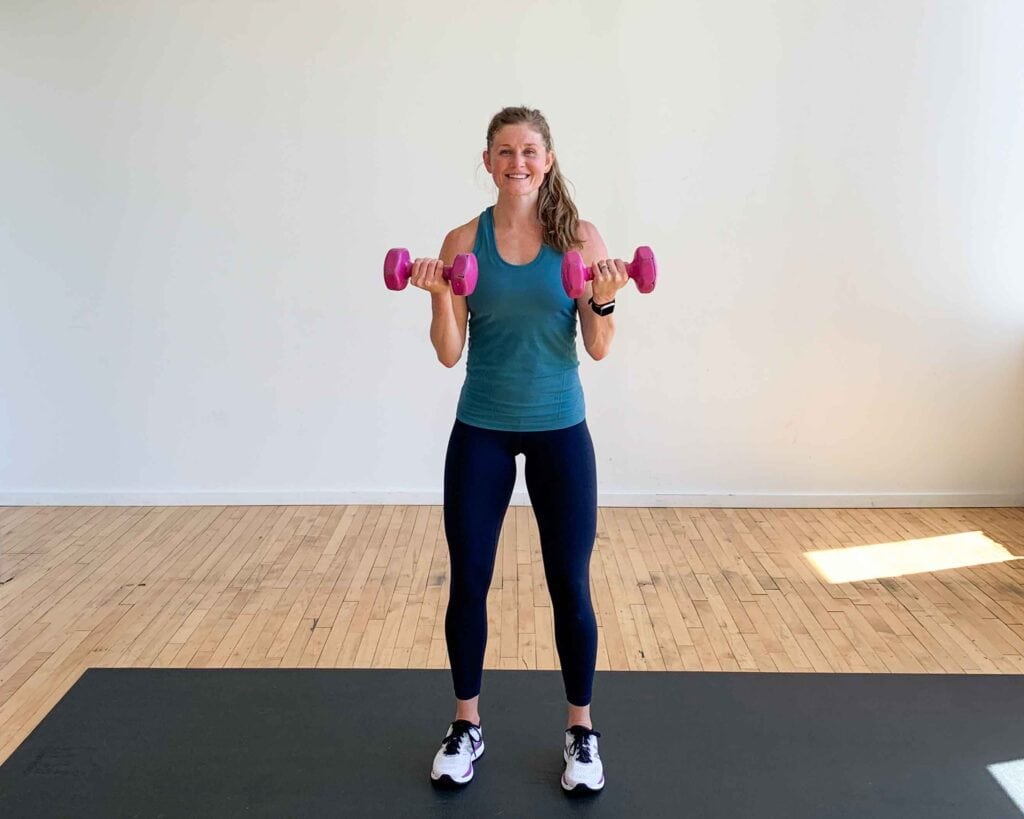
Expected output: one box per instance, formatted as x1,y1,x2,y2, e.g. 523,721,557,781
455,206,585,431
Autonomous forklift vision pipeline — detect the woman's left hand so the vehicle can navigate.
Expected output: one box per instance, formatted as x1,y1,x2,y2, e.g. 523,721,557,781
590,259,629,304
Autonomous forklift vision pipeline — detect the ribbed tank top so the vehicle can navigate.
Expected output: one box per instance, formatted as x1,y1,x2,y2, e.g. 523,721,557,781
455,206,585,431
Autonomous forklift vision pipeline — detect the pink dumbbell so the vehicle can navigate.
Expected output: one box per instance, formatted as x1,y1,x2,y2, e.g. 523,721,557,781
383,248,478,296
561,247,657,299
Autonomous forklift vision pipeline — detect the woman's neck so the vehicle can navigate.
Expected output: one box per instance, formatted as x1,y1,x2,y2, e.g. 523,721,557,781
492,194,542,232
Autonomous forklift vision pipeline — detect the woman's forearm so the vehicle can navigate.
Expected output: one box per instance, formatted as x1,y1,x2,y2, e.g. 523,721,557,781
585,316,615,360
430,291,463,367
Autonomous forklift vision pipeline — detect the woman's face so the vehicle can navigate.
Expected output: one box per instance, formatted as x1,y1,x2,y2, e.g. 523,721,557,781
483,124,554,198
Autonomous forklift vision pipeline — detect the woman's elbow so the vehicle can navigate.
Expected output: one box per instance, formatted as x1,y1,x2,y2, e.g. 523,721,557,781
586,345,609,362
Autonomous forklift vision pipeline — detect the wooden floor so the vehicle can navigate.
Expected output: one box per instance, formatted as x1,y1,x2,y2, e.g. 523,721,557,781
1,504,1023,765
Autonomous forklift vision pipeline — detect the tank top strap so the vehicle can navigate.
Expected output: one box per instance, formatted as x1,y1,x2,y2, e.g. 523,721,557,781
473,206,497,265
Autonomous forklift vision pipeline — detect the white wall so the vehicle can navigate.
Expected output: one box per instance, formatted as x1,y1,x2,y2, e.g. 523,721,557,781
2,0,1022,508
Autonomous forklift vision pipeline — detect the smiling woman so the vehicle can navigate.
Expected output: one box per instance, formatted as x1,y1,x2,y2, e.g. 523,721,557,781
405,105,638,795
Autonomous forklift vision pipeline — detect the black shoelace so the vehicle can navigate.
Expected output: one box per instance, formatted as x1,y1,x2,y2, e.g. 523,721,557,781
443,720,478,756
566,726,601,763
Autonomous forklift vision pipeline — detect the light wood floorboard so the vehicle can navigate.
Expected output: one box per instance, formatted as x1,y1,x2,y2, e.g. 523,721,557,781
1,505,1023,763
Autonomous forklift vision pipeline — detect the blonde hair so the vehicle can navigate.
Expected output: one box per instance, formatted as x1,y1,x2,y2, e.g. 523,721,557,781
485,106,582,254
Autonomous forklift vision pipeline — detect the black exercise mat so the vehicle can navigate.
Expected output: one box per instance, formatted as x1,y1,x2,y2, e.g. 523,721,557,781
1,668,1022,818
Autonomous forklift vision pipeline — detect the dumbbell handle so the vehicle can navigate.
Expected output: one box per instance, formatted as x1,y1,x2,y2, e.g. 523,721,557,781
385,249,456,281
561,246,657,299
383,248,478,296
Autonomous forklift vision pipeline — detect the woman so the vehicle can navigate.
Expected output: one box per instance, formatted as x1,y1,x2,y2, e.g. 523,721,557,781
410,106,629,794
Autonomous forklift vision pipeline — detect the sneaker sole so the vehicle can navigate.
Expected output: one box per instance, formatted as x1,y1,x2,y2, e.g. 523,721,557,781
431,772,472,789
561,773,605,794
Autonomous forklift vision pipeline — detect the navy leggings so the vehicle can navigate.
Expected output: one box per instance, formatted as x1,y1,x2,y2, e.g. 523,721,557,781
443,418,598,706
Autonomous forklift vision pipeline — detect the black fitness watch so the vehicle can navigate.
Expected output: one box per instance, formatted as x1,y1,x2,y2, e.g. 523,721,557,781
589,297,615,316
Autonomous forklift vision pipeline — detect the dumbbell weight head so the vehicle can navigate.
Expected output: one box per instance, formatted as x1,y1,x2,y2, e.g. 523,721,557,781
561,250,589,299
631,246,657,294
384,248,414,291
447,254,478,297
383,249,478,296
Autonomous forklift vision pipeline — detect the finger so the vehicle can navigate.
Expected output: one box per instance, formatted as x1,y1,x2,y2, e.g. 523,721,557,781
605,260,623,287
417,259,435,285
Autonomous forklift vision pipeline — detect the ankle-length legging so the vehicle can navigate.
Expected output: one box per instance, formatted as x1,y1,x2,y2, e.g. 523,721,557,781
442,418,599,707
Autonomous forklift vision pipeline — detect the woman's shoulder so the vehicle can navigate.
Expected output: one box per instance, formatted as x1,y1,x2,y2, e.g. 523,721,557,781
574,219,608,263
444,216,481,255
576,218,599,240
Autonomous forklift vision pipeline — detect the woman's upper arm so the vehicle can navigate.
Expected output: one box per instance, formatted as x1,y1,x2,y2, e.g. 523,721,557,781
574,220,609,316
577,219,609,267
439,223,473,347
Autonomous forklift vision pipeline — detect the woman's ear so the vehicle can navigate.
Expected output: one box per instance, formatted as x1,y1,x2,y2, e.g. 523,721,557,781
545,150,555,174
482,148,492,173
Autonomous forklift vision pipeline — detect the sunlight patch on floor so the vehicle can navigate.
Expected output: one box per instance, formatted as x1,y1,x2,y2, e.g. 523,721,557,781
805,531,1020,584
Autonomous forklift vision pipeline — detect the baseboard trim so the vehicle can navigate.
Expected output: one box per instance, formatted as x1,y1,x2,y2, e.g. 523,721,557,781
1,491,1021,508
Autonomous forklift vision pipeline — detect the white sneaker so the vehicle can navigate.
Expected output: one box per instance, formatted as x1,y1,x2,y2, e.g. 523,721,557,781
430,720,484,787
562,725,604,793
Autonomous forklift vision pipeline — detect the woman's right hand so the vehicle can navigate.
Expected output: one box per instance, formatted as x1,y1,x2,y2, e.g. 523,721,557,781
409,258,450,296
